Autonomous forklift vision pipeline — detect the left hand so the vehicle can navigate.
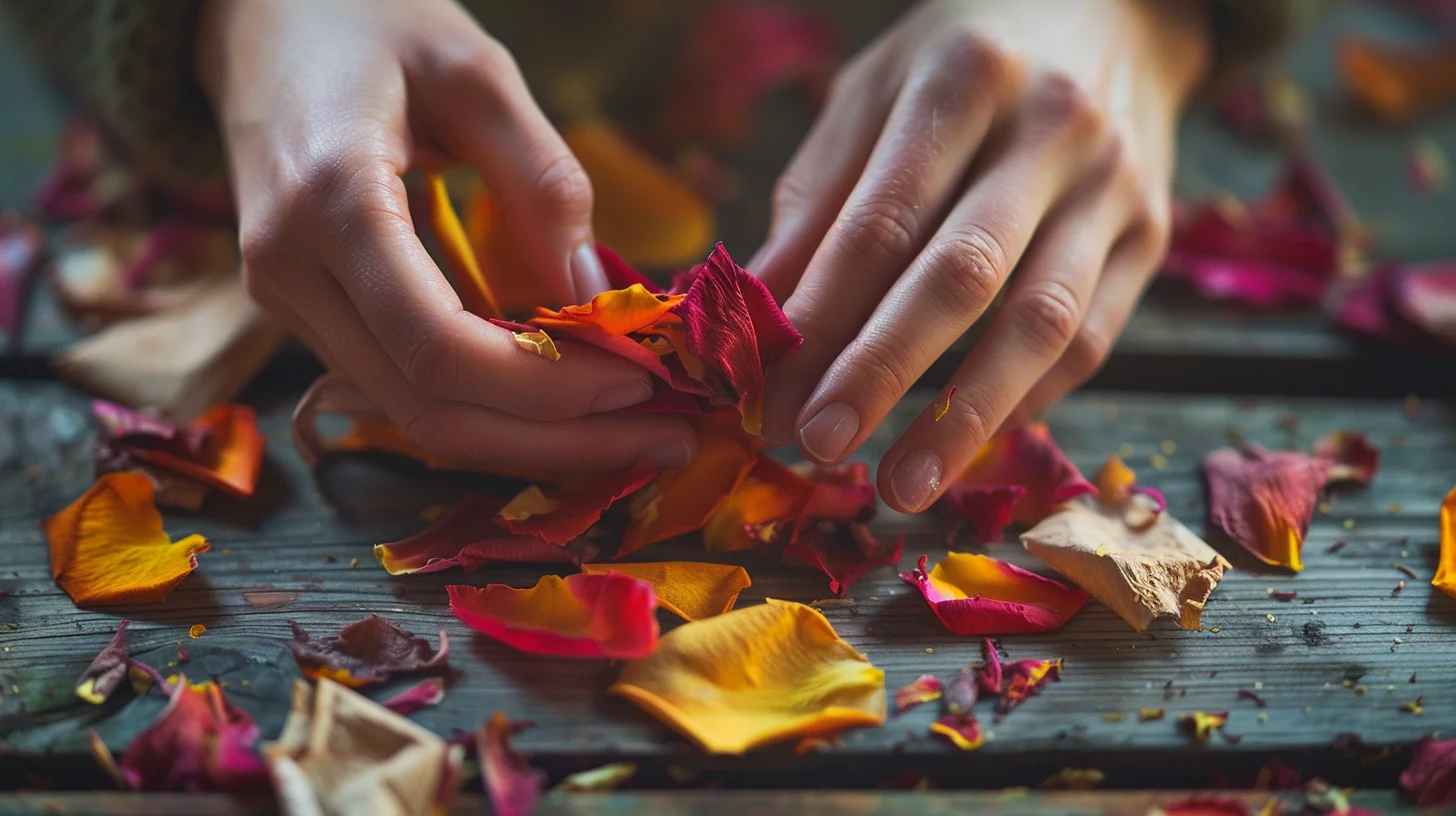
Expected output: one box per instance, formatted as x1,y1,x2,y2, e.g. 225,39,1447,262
752,0,1210,512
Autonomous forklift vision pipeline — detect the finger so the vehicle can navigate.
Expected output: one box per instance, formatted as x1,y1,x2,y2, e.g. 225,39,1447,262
874,194,1130,513
281,260,698,471
410,31,606,302
758,36,1017,444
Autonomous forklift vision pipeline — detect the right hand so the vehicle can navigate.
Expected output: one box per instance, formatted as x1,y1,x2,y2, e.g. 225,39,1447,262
197,0,697,471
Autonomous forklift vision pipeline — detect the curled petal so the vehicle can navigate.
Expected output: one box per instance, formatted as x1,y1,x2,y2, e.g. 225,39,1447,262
893,675,944,713
1313,430,1381,486
930,713,984,751
1435,487,1456,601
448,573,659,659
900,553,1088,636
999,658,1063,715
703,456,812,551
499,463,657,545
117,677,267,792
381,678,447,717
621,420,758,556
530,285,689,385
1400,737,1456,806
288,616,448,688
580,561,751,621
375,495,595,576
783,524,901,598
977,638,1003,696
1179,711,1229,744
1203,445,1329,571
45,473,210,606
512,329,560,361
76,620,131,704
126,404,264,499
424,173,501,320
943,424,1096,544
481,712,545,816
609,600,885,754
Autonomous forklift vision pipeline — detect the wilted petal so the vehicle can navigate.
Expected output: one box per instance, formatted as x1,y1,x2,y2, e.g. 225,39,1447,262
381,678,447,717
900,553,1088,636
125,404,264,499
942,424,1096,544
1400,736,1456,806
76,620,130,704
1436,487,1456,600
448,573,659,659
977,638,1003,696
481,713,545,816
893,675,944,713
93,400,211,459
375,494,595,575
609,599,885,754
117,677,267,792
45,473,210,606
0,214,43,337
930,713,984,751
1313,430,1381,486
288,615,448,688
580,562,751,621
1203,446,1329,571
784,523,901,598
621,421,758,556
500,463,657,545
999,658,1063,715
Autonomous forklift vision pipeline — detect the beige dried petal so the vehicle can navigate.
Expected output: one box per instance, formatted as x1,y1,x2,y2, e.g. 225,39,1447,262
1022,499,1230,632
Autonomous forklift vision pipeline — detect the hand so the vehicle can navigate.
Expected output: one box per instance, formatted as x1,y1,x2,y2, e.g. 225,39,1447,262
198,0,697,471
752,0,1209,511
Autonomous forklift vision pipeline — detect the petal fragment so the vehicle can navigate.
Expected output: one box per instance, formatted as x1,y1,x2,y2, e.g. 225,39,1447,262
125,404,265,499
999,658,1063,715
943,424,1096,543
930,713,984,751
500,463,658,545
116,677,268,792
893,675,945,713
448,573,659,659
288,616,449,688
45,473,210,606
1203,446,1329,571
481,712,545,816
621,423,757,556
1179,711,1229,744
380,678,446,717
1313,431,1380,486
609,599,885,754
1400,736,1456,806
375,494,595,575
901,553,1088,636
76,620,131,704
580,562,750,621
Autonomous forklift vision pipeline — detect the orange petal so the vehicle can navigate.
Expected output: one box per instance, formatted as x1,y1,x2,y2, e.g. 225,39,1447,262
1093,455,1138,507
580,562,751,620
500,463,658,545
1339,37,1456,123
448,573,659,659
619,420,758,556
1435,486,1456,600
129,404,263,499
703,457,812,552
530,286,689,384
462,188,556,317
608,599,885,754
511,328,560,361
900,553,1087,636
423,172,501,320
45,473,210,606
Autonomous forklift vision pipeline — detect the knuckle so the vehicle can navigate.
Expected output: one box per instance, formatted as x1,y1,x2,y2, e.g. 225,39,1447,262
1012,280,1083,356
923,231,1005,317
1137,200,1175,262
1064,327,1112,380
942,384,997,450
771,170,812,220
935,27,1017,89
427,33,518,102
840,195,922,265
849,337,920,407
531,153,593,222
1030,74,1104,141
402,330,458,397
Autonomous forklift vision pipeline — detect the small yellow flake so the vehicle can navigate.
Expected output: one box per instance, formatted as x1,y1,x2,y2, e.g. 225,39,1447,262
1343,680,1354,688
1095,544,1108,557
1402,698,1424,715
933,386,957,422
1209,627,1221,633
1319,501,1332,514
1355,685,1369,695
1149,454,1168,470
1254,681,1264,690
1138,708,1166,721
349,557,359,568
1265,614,1276,623
1160,440,1176,456
1389,503,1402,515
1117,443,1135,458
188,624,206,639
924,648,934,654
1258,713,1269,723
1342,519,1355,529
1101,712,1126,722
221,548,231,556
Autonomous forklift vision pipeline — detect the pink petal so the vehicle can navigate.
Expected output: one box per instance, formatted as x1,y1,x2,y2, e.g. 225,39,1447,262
381,678,447,717
448,572,659,659
900,554,1088,636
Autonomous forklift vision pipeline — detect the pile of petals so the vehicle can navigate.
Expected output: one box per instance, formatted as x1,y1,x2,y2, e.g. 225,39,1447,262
1161,157,1365,311
448,572,660,659
93,400,265,509
287,615,449,687
608,600,885,754
904,640,1064,752
45,472,210,606
1023,457,1231,632
900,553,1088,636
939,423,1097,545
1334,262,1456,353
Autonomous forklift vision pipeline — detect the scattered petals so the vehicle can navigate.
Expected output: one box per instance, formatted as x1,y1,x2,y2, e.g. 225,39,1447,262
1400,737,1456,806
1339,36,1456,122
381,677,447,717
1179,711,1229,744
1435,487,1456,600
1333,262,1456,352
1313,431,1381,486
264,679,449,816
554,762,638,793
0,213,43,337
580,561,750,620
1000,658,1063,715
375,494,596,575
76,620,131,704
901,553,1088,636
609,599,885,754
930,713,984,751
499,464,658,545
288,615,448,688
481,713,545,816
45,473,210,606
448,573,659,659
893,675,945,713
116,677,267,792
942,424,1096,544
1203,446,1330,571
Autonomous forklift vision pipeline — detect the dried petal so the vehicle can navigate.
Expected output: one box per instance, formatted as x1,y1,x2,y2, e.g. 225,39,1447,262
288,616,448,688
1401,737,1456,806
1000,658,1063,715
1435,487,1456,600
511,329,560,361
76,620,130,704
1393,264,1456,346
499,464,658,545
944,668,979,715
901,553,1088,635
893,675,944,713
448,573,659,659
375,494,595,575
1313,431,1381,486
703,456,812,551
45,473,210,606
930,713,984,751
1179,711,1229,744
381,677,447,717
978,638,1003,696
942,424,1097,543
1339,36,1456,122
1203,446,1329,571
609,600,885,754
93,400,211,459
0,214,43,337
579,562,751,621
117,677,267,792
481,713,545,816
124,404,264,499
784,523,901,597
621,420,757,556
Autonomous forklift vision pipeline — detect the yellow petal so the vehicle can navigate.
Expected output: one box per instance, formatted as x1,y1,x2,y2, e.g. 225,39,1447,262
45,473,210,606
424,173,501,320
609,599,885,754
498,486,561,522
1435,486,1456,599
580,562,751,620
512,330,560,362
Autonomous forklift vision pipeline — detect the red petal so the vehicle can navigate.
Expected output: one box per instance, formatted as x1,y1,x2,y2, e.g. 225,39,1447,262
381,678,447,717
1313,430,1381,486
288,616,448,688
930,712,984,751
480,713,545,816
1401,737,1456,806
977,638,1003,696
500,463,657,545
375,495,594,575
118,678,268,792
1204,445,1330,572
900,553,1088,636
784,523,902,597
448,573,659,659
943,424,1096,543
998,657,1063,715
892,675,944,713
1393,263,1456,345
1157,796,1252,816
940,485,1026,544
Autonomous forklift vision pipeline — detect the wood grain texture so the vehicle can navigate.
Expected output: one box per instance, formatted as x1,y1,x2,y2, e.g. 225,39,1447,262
1,381,1453,790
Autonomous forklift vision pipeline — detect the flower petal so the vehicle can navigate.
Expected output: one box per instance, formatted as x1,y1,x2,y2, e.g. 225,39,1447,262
977,638,1003,696
288,615,449,688
1203,445,1329,571
1401,736,1456,806
424,172,501,320
126,404,264,499
1179,711,1229,744
1339,36,1456,122
620,420,758,556
481,712,545,816
893,675,944,713
448,573,659,659
380,677,447,717
1393,263,1456,346
900,553,1088,636
999,658,1063,715
45,473,210,606
783,523,902,597
1155,796,1253,816
580,562,751,621
1435,487,1456,600
703,456,813,551
930,713,984,751
942,424,1096,544
76,620,131,704
374,495,595,575
500,463,658,545
93,400,211,458
1313,430,1381,486
610,600,884,754
118,677,268,792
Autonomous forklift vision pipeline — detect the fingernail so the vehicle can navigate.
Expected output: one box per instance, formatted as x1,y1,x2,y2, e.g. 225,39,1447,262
890,449,944,512
798,402,859,463
641,437,695,469
592,380,654,413
571,243,611,302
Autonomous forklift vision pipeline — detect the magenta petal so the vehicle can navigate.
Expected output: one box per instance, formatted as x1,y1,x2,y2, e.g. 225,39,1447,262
783,524,902,597
941,484,1027,544
1401,737,1456,806
380,678,447,717
482,715,545,816
117,679,268,792
376,495,595,575
900,554,1088,636
501,463,658,545
448,573,659,659
76,620,131,703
